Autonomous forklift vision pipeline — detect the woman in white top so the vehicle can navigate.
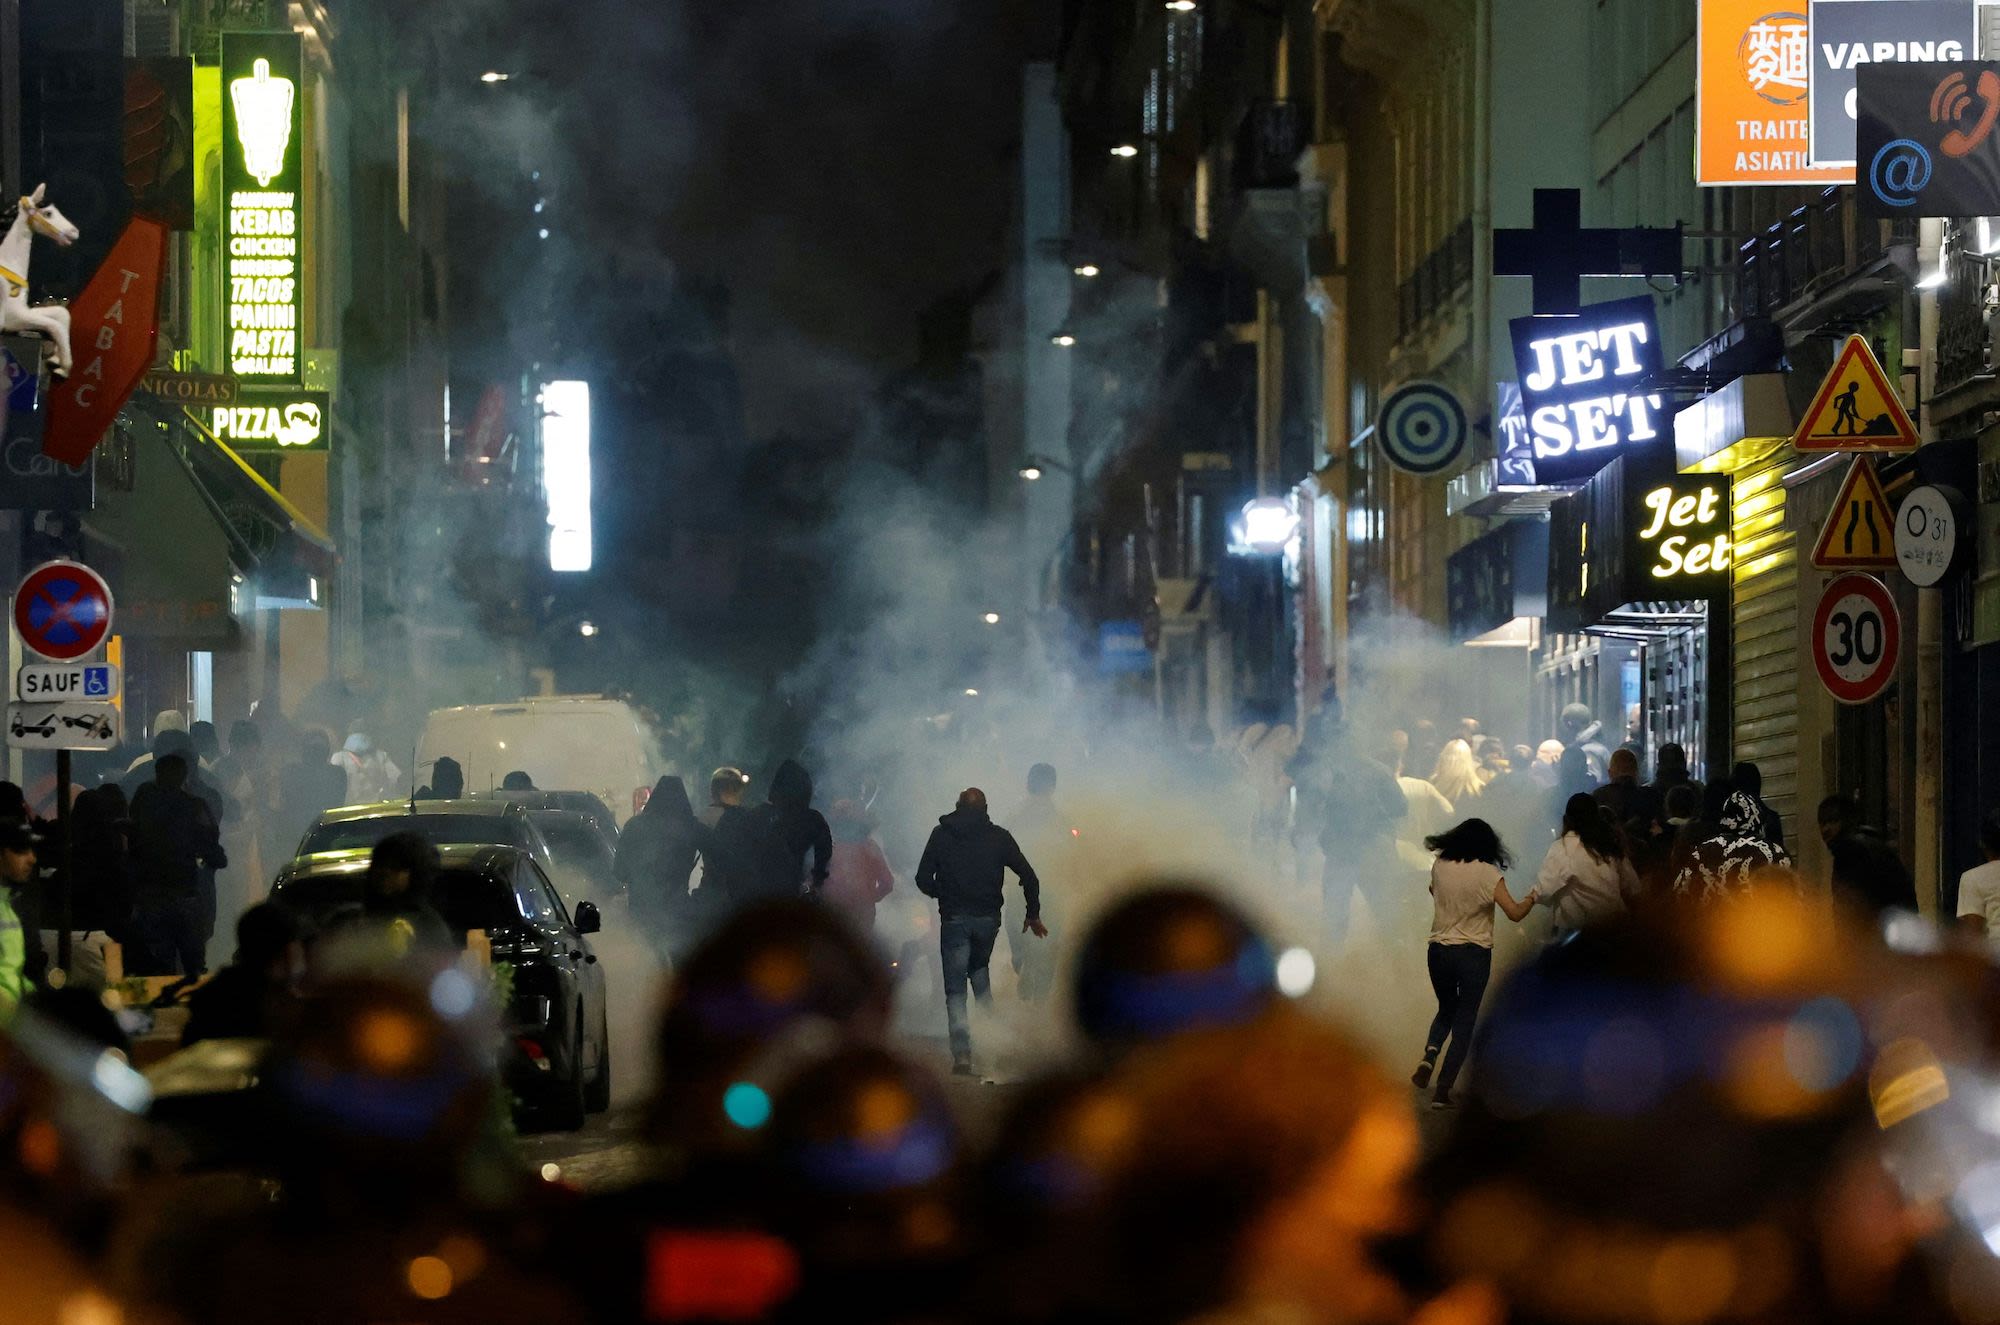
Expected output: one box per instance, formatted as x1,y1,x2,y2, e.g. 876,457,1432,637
1413,818,1538,1109
1535,793,1641,938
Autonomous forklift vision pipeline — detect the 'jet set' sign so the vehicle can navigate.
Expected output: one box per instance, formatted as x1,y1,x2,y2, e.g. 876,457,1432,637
1508,296,1667,485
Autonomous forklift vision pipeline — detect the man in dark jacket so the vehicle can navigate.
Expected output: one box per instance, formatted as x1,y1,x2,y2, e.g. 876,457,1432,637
915,788,1044,1076
1817,794,1917,916
128,754,226,978
351,830,454,957
736,760,832,906
183,901,305,1045
1595,747,1667,873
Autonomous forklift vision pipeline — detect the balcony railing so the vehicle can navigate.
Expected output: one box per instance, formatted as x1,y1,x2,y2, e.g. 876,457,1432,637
1935,248,1995,399
1397,219,1474,341
1732,190,1914,322
1233,100,1302,192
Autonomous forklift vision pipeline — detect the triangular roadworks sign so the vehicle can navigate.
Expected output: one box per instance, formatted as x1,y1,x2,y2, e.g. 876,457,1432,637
1794,334,1918,453
1810,455,1899,571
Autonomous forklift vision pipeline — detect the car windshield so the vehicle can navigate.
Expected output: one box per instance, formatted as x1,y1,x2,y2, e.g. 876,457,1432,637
535,817,612,866
297,813,520,857
275,867,518,934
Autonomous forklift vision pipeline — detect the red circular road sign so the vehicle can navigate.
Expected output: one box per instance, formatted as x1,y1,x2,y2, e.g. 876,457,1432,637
1812,573,1901,706
12,560,113,661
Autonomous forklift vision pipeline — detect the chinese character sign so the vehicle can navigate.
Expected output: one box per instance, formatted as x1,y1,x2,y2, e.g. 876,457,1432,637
1697,1,1853,185
1744,15,1811,100
220,33,303,386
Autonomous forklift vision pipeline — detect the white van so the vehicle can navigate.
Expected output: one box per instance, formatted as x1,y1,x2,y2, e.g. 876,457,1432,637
419,697,667,825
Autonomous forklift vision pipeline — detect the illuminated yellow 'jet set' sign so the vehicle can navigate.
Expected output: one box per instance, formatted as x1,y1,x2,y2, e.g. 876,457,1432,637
1636,482,1732,582
221,36,305,387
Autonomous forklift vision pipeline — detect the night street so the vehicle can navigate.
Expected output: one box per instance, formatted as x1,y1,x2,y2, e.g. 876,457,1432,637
7,0,2000,1322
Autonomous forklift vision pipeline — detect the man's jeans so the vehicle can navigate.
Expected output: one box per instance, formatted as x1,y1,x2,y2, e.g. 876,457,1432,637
135,896,207,978
938,911,1001,1065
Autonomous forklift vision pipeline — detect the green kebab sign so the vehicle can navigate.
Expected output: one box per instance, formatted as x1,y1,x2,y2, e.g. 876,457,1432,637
221,33,304,387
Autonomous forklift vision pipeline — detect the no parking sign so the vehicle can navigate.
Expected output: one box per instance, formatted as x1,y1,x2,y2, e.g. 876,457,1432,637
12,561,113,662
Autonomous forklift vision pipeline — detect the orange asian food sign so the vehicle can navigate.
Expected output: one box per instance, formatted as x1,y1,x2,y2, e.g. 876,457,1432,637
1697,2,1853,186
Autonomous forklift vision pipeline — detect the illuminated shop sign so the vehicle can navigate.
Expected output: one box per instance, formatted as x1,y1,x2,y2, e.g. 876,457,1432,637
207,390,327,451
221,33,304,386
1634,477,1732,585
1696,1,1850,186
1509,296,1667,485
1547,459,1732,632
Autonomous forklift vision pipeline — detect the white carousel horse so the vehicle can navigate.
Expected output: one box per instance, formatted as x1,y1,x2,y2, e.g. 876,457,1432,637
0,184,79,377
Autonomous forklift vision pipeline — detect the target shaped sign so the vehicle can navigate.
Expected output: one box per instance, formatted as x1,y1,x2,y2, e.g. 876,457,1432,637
1811,573,1900,706
12,561,113,662
1377,381,1469,476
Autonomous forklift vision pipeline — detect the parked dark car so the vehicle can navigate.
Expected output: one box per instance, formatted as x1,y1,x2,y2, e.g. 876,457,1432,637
476,788,621,841
288,799,559,880
529,807,622,908
272,843,611,1129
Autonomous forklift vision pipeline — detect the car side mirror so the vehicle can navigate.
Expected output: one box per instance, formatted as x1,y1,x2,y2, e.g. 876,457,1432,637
574,901,601,935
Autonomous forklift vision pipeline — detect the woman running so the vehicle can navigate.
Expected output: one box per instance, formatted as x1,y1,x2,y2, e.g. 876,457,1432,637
1535,792,1641,939
1414,818,1537,1109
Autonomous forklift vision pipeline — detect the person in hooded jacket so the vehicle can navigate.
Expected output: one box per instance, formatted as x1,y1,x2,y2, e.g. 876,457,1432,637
915,788,1044,1076
1672,791,1796,905
733,760,832,908
1817,793,1918,917
415,755,464,801
1647,742,1699,803
615,775,712,960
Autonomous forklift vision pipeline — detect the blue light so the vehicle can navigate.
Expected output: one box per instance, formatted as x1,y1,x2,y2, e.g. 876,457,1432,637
722,1082,771,1130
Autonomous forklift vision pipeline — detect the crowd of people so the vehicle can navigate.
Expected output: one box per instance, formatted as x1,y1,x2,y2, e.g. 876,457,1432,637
1,827,1998,1322
0,710,400,1006
5,695,2000,1322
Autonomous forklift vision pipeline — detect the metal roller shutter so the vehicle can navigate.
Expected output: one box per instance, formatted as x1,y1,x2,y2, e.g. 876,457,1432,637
1731,442,1800,841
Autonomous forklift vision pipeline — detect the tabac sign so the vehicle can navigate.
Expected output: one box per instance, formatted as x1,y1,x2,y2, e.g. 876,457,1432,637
221,33,303,387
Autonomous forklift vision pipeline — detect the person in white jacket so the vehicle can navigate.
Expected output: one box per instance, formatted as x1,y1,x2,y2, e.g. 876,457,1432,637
1535,792,1641,937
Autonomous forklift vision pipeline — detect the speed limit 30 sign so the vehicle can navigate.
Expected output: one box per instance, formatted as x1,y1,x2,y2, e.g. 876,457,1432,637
1812,573,1901,706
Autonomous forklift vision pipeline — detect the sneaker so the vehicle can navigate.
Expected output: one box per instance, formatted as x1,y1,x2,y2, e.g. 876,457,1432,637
1430,1092,1456,1111
1411,1056,1436,1090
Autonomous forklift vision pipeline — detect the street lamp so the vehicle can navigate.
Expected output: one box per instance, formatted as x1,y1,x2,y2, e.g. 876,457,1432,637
1019,465,1044,481
1165,1,1198,10
1050,332,1076,347
1018,454,1075,481
1073,263,1101,278
1110,144,1139,158
964,688,981,698
982,611,1002,625
578,620,599,638
480,70,511,83
1231,497,1300,556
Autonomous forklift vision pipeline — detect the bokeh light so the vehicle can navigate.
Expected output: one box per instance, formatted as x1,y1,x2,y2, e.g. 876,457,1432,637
723,1082,772,1130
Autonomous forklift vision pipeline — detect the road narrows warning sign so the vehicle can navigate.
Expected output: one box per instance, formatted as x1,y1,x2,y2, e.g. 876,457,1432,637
1794,335,1919,453
1810,456,1899,571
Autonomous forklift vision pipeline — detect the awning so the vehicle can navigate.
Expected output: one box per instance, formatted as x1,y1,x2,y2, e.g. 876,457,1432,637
130,396,337,609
